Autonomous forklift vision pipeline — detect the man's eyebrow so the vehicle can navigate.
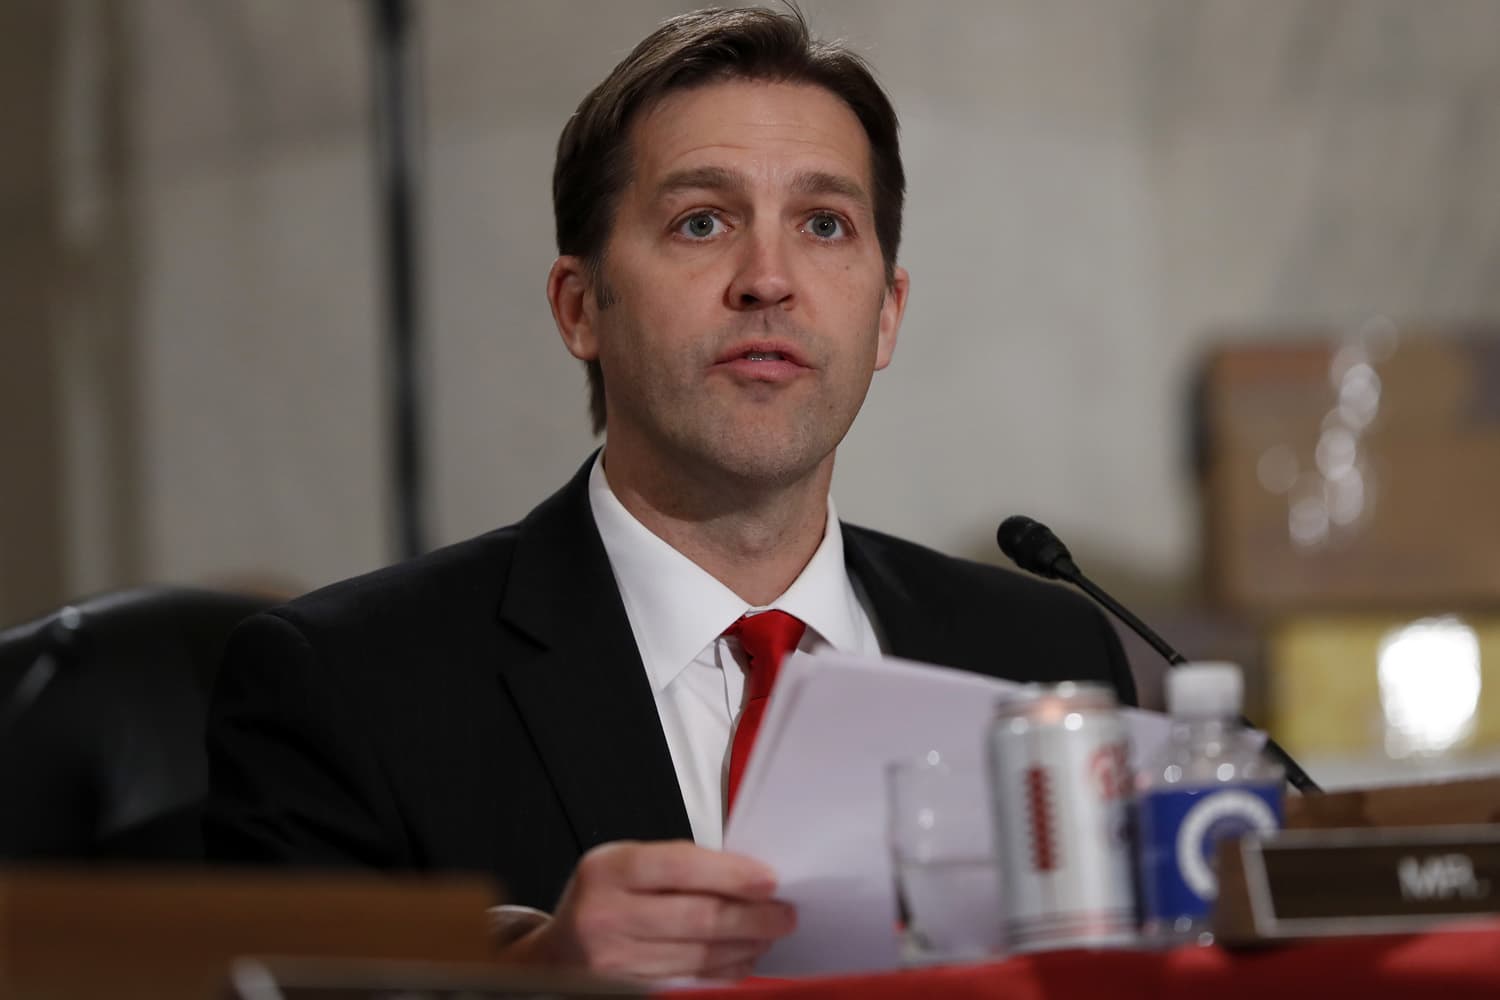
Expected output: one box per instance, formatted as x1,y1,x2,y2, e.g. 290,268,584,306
790,170,869,207
652,166,748,200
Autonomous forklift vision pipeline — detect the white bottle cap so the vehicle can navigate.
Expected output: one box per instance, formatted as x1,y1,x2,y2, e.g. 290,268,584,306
1166,661,1244,719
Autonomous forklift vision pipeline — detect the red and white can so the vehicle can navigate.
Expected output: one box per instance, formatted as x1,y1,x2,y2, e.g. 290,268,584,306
988,681,1136,952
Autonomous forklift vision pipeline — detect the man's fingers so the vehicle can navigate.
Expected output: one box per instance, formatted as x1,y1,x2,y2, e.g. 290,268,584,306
630,893,797,942
586,939,770,983
699,958,759,983
693,941,768,983
625,842,778,898
585,840,778,898
554,841,793,980
644,941,769,980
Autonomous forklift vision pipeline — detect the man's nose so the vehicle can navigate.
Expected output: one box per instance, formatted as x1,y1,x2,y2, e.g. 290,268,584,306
726,229,796,310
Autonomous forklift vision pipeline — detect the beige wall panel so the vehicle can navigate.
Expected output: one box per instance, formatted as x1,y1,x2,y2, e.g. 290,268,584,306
5,0,1500,619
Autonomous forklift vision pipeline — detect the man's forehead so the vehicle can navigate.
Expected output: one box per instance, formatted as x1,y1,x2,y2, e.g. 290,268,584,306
624,79,875,200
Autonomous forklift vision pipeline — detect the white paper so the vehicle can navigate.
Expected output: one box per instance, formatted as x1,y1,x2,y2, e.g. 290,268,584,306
723,651,1173,976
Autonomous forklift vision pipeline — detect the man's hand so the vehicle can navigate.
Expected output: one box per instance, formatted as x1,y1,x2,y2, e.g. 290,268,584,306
501,840,796,981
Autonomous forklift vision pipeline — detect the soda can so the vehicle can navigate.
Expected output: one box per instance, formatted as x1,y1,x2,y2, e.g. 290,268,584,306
988,681,1136,952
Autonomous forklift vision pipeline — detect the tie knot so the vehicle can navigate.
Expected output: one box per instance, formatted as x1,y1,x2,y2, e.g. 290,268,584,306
726,610,806,691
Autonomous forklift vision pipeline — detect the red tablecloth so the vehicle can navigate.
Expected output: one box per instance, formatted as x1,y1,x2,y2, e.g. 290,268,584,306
666,920,1500,999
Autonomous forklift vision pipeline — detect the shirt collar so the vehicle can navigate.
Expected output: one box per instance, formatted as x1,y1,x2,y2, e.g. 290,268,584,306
587,452,867,692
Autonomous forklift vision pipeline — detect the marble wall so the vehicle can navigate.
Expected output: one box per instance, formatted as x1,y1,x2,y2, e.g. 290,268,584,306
5,0,1500,623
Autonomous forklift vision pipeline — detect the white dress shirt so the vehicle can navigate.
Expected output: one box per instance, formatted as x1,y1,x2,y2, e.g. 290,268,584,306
588,454,883,849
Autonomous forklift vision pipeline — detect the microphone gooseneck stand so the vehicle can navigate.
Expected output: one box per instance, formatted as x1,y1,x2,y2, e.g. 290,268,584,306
997,515,1321,795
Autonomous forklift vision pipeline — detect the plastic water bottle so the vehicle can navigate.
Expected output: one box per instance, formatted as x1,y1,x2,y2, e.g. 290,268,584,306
1135,662,1284,945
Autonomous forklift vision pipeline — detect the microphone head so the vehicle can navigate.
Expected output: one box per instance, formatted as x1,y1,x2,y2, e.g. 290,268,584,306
996,515,1078,580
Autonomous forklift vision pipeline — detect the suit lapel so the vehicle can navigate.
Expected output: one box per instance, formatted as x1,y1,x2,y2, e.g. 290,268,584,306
842,525,955,666
496,457,693,849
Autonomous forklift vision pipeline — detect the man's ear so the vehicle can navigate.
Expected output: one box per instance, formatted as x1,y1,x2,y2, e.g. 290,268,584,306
875,265,910,370
547,255,597,361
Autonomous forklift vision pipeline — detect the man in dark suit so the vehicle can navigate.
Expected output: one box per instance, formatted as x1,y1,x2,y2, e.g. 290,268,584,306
206,6,1134,982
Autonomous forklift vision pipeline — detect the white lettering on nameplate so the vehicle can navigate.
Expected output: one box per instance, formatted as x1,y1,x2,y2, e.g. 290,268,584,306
1396,854,1492,901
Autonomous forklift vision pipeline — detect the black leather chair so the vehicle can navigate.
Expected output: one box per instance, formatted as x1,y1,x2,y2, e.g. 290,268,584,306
0,586,275,863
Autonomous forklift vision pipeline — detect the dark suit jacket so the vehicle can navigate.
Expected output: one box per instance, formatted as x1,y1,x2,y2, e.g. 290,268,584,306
205,457,1135,909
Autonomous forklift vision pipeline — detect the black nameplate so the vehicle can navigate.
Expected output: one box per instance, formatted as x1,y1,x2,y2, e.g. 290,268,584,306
1219,824,1500,942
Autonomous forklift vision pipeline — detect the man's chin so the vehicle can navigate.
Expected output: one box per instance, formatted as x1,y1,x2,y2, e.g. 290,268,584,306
614,409,848,490
689,435,836,491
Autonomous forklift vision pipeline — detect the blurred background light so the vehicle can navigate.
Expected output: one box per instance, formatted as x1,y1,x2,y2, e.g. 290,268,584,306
1337,363,1382,429
1323,465,1366,527
1257,445,1299,496
1378,616,1482,758
1289,493,1331,549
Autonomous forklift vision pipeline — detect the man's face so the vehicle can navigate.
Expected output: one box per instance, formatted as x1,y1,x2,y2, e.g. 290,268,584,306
555,79,909,489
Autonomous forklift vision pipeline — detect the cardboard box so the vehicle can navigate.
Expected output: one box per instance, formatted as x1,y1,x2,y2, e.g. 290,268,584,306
1200,333,1500,612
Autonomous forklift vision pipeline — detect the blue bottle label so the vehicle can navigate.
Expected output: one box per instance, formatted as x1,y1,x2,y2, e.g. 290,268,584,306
1137,783,1283,922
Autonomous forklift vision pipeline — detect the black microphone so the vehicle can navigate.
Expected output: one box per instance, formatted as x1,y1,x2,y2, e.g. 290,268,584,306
997,515,1321,795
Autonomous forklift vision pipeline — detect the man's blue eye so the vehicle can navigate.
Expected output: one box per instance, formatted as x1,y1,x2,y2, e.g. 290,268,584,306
683,214,719,238
808,214,844,239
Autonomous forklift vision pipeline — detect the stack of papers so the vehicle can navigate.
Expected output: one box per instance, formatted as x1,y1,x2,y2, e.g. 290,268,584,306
724,651,1174,976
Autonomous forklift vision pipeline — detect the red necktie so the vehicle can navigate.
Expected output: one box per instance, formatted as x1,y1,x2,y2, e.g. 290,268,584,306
724,610,806,815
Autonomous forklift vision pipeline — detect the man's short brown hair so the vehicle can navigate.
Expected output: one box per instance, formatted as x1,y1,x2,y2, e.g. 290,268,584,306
552,5,906,434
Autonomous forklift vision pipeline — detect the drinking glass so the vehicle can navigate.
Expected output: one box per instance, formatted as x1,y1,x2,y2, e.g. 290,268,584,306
886,751,1006,965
